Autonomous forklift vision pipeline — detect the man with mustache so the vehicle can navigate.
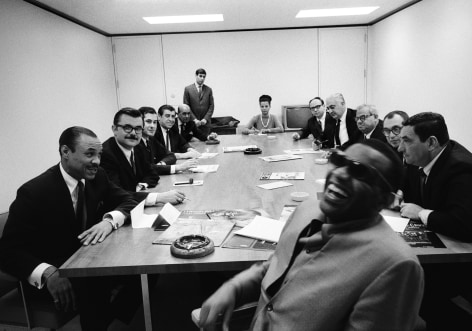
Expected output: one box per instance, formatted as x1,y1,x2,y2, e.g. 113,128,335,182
0,126,139,330
101,107,185,204
197,140,424,331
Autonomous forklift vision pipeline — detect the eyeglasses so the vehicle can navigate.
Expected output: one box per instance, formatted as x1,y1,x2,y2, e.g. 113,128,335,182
309,105,322,111
329,150,393,192
116,124,143,134
355,114,373,122
382,126,402,136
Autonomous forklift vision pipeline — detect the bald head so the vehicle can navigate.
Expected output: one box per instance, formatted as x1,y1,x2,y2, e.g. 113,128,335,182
178,104,192,123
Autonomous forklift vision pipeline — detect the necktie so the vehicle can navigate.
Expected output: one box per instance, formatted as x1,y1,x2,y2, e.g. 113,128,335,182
335,120,341,146
198,86,203,99
181,123,185,134
130,150,136,175
145,138,153,162
76,181,86,232
317,119,322,128
165,130,170,151
419,168,427,203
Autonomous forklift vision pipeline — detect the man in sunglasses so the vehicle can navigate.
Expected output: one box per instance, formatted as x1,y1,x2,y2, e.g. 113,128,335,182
383,110,409,159
198,140,424,331
101,107,186,204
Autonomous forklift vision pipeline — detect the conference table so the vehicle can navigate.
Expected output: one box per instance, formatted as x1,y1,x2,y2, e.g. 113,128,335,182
59,132,472,331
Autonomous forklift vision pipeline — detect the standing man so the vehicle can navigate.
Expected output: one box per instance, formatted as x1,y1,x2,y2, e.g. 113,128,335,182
154,104,201,159
101,107,185,204
139,106,197,173
325,93,362,149
0,127,139,331
198,140,423,331
183,68,214,137
398,112,472,330
382,110,409,159
174,104,218,142
292,97,336,148
355,104,387,143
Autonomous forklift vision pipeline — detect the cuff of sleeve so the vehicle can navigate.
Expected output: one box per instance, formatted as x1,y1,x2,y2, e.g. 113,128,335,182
170,165,176,174
104,211,126,227
146,192,159,206
419,209,432,226
28,263,52,289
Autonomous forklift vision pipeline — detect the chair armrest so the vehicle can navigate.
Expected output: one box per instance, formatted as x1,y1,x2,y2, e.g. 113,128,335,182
192,302,258,331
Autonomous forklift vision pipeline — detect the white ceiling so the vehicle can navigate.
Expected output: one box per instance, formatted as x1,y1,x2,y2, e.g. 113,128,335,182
29,0,421,36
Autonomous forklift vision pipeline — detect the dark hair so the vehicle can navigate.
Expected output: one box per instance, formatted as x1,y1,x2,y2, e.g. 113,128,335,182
59,126,97,155
384,110,409,122
358,139,404,193
113,107,142,125
259,95,272,105
139,106,157,117
403,112,449,145
309,97,324,106
196,68,207,75
158,104,176,116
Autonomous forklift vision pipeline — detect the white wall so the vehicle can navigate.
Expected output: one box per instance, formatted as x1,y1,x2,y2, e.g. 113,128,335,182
0,0,118,212
367,0,472,149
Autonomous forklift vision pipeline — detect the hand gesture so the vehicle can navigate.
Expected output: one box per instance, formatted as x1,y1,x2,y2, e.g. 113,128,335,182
78,219,113,245
158,190,186,205
45,267,77,312
198,283,238,331
176,159,199,172
400,203,423,220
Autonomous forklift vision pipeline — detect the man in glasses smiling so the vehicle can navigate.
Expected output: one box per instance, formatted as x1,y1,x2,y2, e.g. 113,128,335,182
198,140,423,331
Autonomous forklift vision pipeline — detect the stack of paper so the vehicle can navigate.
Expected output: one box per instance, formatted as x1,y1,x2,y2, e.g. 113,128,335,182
234,216,286,243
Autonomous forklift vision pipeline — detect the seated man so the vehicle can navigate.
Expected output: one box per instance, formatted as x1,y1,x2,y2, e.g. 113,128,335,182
355,104,387,143
154,104,201,159
399,112,472,240
0,126,139,331
382,110,409,159
174,104,218,142
198,139,424,331
101,107,185,204
292,96,336,149
139,106,197,173
242,95,284,135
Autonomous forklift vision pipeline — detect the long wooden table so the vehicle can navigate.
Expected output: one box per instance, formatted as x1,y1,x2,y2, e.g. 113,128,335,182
59,132,472,330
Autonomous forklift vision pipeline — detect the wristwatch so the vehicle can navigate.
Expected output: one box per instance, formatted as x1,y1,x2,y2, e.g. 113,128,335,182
106,218,118,231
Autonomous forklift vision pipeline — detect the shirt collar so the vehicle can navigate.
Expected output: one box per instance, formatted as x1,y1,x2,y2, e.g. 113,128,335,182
195,82,203,89
422,144,447,176
59,162,85,196
340,107,348,122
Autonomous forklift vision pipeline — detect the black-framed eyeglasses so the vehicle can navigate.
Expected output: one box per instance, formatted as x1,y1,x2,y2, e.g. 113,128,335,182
355,114,374,122
382,126,402,136
329,150,393,192
309,105,322,111
116,124,143,134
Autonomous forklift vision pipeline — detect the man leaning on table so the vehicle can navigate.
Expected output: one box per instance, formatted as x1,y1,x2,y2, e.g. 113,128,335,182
198,139,424,331
174,104,218,142
0,126,140,331
101,107,186,205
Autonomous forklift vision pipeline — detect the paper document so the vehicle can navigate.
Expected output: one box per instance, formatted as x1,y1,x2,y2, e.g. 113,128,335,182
260,172,305,180
284,149,318,155
189,164,219,173
223,145,257,153
382,215,410,232
259,154,303,162
257,181,293,190
198,152,218,159
131,200,157,228
234,216,286,243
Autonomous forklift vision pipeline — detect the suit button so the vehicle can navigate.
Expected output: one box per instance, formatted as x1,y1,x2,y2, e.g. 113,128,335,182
267,304,273,311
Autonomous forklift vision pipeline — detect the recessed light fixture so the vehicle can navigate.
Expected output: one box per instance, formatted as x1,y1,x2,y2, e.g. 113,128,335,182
296,6,379,18
143,14,224,24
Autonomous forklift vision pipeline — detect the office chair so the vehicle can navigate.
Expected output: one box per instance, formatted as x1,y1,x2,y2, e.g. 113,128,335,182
0,212,76,330
191,302,258,331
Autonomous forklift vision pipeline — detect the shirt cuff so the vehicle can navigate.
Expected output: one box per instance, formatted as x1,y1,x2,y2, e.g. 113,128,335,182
145,192,159,206
104,211,126,227
418,209,433,226
170,165,176,174
28,263,51,289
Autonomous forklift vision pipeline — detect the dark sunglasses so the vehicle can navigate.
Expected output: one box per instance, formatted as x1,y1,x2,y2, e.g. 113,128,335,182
328,150,393,192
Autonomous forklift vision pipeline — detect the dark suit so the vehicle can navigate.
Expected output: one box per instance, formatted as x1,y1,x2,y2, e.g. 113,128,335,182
402,140,472,241
172,120,208,142
298,115,337,148
139,137,177,175
101,138,159,199
357,120,388,143
183,83,214,136
155,126,191,153
0,164,137,330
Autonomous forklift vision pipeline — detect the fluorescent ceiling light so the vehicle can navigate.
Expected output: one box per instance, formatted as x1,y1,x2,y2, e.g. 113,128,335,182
296,7,379,18
143,14,224,24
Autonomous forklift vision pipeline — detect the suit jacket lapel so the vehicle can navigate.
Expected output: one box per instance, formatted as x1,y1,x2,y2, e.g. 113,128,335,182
111,139,134,178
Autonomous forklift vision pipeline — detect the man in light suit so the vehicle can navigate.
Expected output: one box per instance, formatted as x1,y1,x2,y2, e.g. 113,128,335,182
0,126,139,331
198,139,424,331
183,68,214,136
325,93,362,149
292,96,336,148
355,104,387,143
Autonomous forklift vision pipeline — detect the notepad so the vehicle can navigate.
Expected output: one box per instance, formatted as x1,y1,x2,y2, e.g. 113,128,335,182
234,216,286,243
